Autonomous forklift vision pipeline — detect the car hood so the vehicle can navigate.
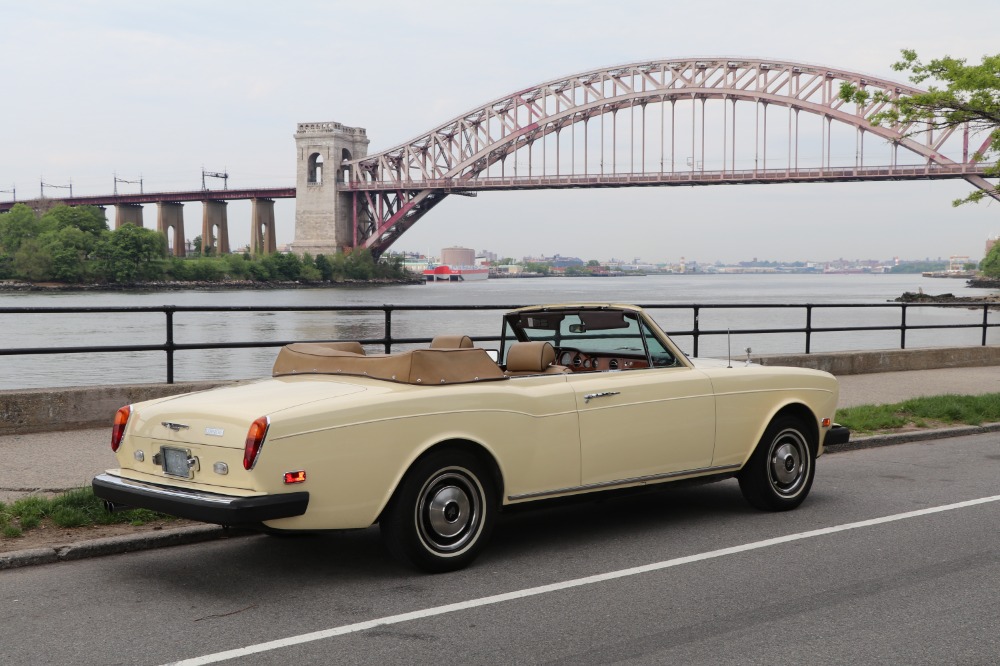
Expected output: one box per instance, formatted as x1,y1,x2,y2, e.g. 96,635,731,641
689,357,759,369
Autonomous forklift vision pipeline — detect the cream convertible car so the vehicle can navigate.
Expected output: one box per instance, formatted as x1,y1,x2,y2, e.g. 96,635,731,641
94,304,849,572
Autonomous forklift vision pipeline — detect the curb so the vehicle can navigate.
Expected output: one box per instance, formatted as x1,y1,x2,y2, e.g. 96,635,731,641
2,424,998,571
0,524,254,571
824,421,1000,453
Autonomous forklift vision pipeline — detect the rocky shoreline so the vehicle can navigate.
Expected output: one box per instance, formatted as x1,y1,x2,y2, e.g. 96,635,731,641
894,290,1000,308
0,278,424,292
968,277,1000,289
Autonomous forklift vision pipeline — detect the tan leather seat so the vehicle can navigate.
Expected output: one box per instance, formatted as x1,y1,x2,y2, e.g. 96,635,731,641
430,335,474,349
505,341,570,376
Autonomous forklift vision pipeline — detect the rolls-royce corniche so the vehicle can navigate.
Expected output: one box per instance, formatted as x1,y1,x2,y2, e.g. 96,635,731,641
93,304,849,572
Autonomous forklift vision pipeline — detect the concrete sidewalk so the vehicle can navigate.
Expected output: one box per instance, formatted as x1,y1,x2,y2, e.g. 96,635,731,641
1,365,998,505
835,365,1000,408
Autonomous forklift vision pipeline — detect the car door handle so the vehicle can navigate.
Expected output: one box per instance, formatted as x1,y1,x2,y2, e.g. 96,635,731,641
584,391,620,403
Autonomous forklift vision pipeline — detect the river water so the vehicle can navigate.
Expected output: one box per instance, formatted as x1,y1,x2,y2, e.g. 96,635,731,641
1,273,996,390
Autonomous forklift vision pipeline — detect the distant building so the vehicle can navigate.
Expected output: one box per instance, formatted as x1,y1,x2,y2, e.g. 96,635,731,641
440,246,475,267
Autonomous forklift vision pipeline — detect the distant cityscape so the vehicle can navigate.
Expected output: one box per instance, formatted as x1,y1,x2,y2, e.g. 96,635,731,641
401,236,999,278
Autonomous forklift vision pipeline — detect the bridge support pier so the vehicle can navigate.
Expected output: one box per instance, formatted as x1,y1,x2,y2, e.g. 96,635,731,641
115,203,143,229
292,122,369,257
250,198,276,254
157,202,186,257
201,201,230,255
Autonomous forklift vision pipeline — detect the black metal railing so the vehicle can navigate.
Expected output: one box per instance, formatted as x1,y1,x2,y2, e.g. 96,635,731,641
0,302,996,384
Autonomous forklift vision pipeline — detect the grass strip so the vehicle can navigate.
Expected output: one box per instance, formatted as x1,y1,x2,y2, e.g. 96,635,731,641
0,487,173,540
836,393,1000,435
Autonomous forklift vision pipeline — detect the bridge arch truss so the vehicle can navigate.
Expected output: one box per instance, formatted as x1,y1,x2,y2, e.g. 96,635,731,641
348,57,996,257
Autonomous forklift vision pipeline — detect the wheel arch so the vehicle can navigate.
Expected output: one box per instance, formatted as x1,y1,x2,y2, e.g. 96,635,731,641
767,403,820,453
375,437,505,523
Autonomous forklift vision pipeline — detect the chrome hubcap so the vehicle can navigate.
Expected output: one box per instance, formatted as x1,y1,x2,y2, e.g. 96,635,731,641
416,468,483,554
427,486,471,538
768,430,809,497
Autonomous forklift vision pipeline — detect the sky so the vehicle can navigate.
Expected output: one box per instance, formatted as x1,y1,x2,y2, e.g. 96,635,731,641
1,0,999,265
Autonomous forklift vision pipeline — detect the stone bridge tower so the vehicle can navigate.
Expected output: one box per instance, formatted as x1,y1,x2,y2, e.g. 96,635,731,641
292,122,369,257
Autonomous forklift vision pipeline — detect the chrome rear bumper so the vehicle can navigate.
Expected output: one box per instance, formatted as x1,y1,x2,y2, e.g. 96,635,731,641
92,473,308,526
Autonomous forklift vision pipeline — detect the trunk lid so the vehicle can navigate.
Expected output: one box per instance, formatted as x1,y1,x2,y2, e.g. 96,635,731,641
128,377,368,449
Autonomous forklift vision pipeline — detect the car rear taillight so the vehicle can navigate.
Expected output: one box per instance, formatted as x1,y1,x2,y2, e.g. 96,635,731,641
111,405,132,452
243,416,270,470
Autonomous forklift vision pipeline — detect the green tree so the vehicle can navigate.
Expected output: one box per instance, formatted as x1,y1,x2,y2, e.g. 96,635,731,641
344,248,375,279
12,239,52,281
374,252,405,278
0,204,41,255
41,205,108,237
41,226,95,282
261,252,303,281
95,225,167,283
981,242,1000,277
223,253,251,279
315,253,334,281
840,50,1000,205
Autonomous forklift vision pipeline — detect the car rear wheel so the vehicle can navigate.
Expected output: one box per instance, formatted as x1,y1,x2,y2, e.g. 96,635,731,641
738,416,815,511
380,449,497,573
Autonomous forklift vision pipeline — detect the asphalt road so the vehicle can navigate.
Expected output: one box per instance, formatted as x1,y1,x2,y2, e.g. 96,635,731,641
2,432,999,665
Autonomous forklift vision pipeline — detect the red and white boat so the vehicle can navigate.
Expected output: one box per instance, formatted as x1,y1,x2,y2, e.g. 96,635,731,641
423,265,489,282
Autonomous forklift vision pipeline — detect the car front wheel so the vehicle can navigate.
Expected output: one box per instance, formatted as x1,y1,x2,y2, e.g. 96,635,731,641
380,450,497,573
738,416,815,511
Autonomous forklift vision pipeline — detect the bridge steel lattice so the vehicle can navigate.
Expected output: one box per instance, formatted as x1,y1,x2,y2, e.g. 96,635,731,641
349,57,997,257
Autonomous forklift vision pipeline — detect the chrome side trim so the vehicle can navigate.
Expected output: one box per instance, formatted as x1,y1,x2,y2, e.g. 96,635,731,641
94,473,249,505
507,464,742,501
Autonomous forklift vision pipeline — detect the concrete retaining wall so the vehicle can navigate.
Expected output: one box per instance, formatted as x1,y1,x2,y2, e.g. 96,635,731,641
759,345,1000,375
2,345,998,435
0,382,229,435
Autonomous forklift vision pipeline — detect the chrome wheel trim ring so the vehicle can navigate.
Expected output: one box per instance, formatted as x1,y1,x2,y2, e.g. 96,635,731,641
414,467,484,555
767,429,810,497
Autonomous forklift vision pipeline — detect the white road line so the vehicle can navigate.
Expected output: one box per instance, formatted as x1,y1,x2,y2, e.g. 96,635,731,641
165,494,1000,666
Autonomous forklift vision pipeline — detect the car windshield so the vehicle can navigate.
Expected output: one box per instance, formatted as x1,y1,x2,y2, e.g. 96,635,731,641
504,309,678,367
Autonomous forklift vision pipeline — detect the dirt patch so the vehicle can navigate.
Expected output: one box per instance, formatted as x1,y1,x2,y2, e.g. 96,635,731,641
0,517,197,554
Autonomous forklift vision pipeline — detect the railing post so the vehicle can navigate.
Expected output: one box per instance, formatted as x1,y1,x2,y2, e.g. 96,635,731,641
383,306,392,354
900,304,907,350
805,305,813,354
983,303,990,346
692,306,700,357
165,306,175,384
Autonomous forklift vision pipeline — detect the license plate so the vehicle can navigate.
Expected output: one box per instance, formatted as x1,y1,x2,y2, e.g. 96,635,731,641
161,446,194,478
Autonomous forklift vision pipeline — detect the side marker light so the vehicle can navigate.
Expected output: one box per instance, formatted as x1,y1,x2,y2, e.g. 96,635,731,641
283,471,306,484
821,418,832,428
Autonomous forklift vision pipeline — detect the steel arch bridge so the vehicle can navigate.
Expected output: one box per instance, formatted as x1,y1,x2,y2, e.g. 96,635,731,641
347,57,997,257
